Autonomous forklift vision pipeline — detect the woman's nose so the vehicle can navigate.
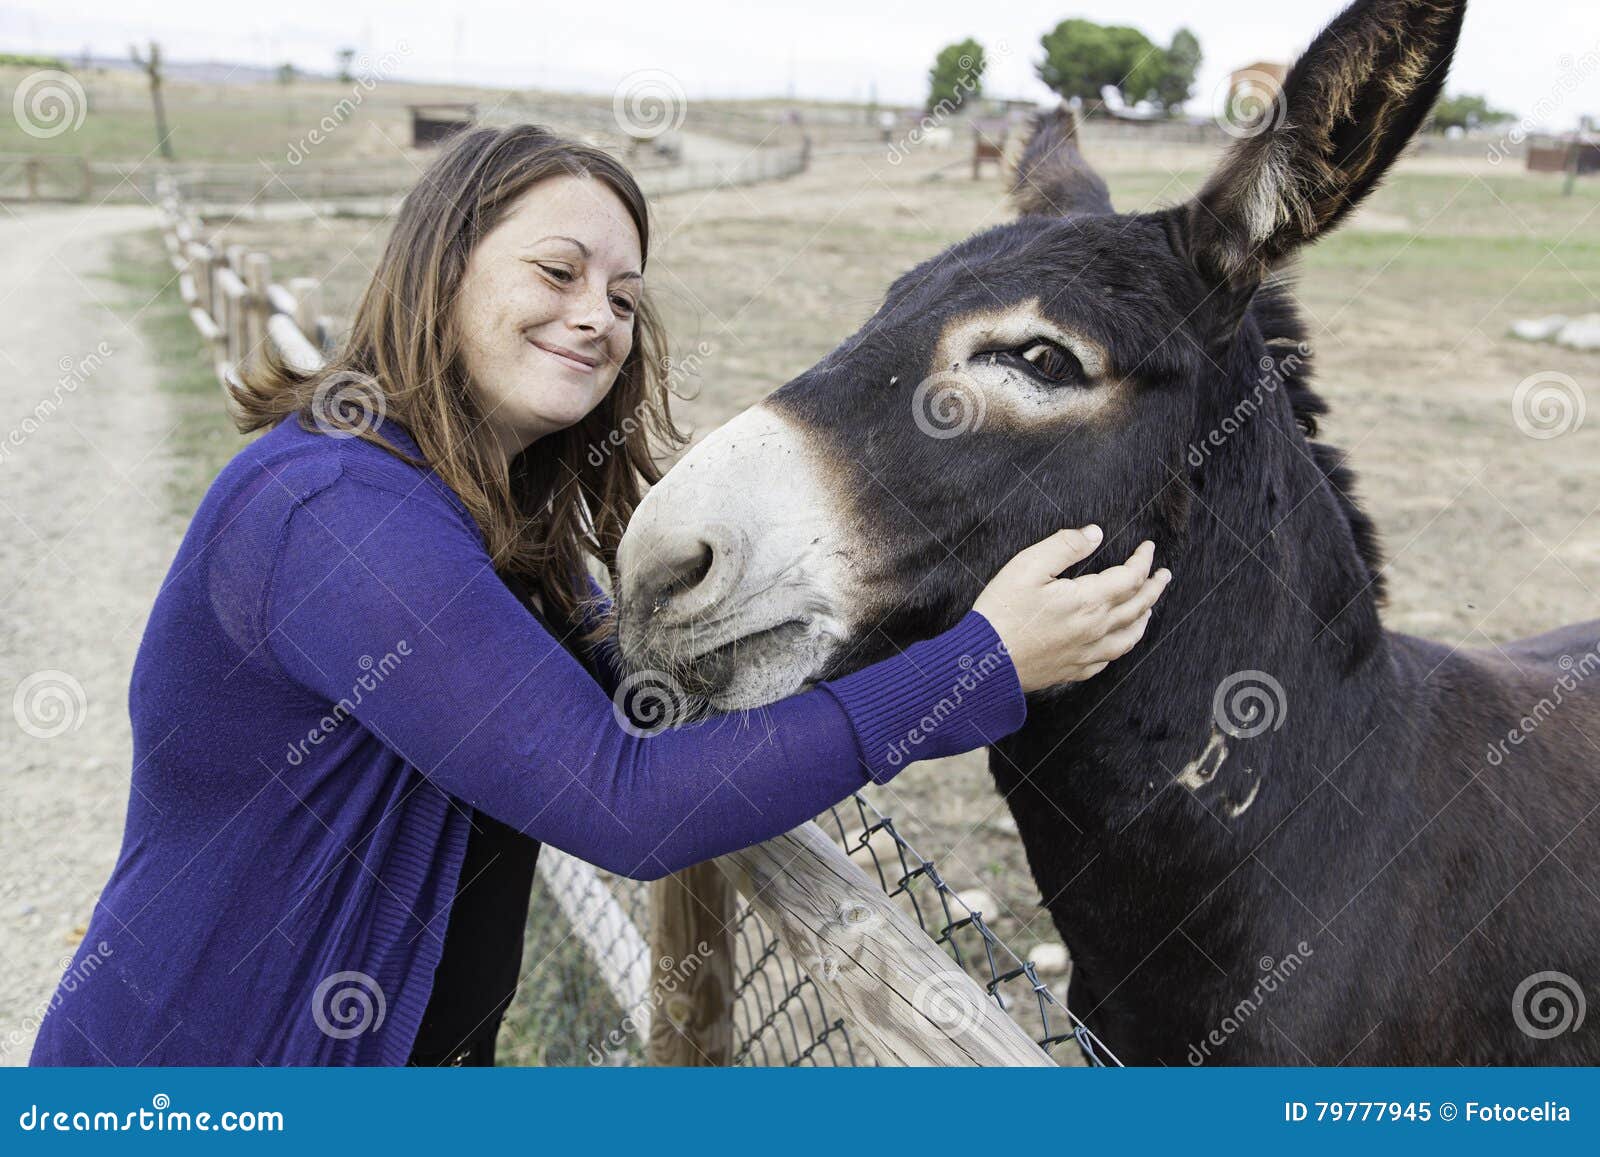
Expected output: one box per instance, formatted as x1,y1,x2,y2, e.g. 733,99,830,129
569,282,614,338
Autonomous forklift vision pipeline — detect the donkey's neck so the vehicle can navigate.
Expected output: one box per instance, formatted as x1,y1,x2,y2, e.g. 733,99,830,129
991,327,1416,1001
986,336,1424,1061
1039,454,1395,813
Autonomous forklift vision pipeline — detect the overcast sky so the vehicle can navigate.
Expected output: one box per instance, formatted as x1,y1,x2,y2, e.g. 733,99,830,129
5,0,1598,129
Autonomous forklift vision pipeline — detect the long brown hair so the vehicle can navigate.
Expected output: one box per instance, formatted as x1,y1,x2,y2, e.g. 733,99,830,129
233,124,685,632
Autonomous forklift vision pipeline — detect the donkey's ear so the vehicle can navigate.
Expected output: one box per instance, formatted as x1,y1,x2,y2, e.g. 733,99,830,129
1011,104,1114,218
1183,0,1467,293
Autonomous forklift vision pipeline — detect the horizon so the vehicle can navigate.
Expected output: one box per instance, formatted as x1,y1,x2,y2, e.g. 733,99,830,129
3,1,1597,131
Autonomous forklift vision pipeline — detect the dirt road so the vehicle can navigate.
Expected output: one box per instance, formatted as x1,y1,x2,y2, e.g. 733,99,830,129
0,202,175,1065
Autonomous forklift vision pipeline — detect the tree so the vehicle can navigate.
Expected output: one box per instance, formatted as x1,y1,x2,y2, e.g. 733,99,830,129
1156,28,1202,112
129,41,174,160
276,62,298,86
1037,19,1160,109
336,47,356,85
1429,92,1514,132
927,39,986,113
1038,20,1204,114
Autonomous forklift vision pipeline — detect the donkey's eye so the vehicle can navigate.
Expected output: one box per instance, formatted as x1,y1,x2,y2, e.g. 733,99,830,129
980,339,1085,386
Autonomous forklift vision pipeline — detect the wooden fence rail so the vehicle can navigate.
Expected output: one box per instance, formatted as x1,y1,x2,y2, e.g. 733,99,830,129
157,177,335,398
725,823,1054,1066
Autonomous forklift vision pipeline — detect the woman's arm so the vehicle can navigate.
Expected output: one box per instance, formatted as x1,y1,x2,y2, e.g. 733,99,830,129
574,573,623,696
264,475,1025,881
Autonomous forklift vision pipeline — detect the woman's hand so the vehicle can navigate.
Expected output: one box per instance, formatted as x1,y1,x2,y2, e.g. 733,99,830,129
973,526,1170,693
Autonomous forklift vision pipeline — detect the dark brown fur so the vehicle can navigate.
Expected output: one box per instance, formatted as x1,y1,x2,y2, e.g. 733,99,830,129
641,0,1599,1064
694,2,1593,1068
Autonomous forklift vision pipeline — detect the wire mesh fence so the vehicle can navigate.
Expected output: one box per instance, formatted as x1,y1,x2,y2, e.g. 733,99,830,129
502,789,1122,1068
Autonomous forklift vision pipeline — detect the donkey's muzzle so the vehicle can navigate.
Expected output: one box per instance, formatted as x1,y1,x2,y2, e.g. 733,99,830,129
619,517,749,632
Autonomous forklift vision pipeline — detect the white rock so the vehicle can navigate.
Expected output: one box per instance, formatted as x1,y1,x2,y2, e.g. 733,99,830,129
1555,314,1600,351
955,888,996,917
1511,315,1570,342
1029,942,1071,975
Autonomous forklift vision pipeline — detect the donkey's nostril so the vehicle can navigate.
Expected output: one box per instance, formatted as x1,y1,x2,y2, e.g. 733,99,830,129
630,524,744,623
652,540,714,612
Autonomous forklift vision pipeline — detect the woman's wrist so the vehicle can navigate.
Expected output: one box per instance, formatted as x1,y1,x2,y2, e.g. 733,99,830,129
819,609,1026,784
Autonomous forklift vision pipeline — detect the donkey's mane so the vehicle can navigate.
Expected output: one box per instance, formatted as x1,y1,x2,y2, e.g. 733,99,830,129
1251,277,1387,603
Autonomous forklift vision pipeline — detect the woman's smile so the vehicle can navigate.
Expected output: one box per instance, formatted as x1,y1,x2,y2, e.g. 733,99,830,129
528,337,601,373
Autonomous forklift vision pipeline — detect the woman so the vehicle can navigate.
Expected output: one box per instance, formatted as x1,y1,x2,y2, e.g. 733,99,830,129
30,125,1169,1067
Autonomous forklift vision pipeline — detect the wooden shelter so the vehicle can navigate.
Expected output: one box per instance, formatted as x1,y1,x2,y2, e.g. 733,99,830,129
408,103,477,148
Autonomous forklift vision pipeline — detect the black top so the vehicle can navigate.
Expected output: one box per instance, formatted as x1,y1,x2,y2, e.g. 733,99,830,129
407,572,602,1065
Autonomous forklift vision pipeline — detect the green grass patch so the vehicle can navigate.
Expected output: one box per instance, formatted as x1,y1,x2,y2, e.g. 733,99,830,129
100,229,246,518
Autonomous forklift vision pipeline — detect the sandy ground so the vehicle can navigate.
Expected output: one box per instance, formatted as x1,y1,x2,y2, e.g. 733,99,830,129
0,201,173,1065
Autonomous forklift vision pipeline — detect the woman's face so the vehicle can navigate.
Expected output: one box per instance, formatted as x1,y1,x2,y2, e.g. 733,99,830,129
455,174,643,461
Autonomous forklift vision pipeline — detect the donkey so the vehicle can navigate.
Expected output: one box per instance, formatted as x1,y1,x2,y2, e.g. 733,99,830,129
615,0,1599,1064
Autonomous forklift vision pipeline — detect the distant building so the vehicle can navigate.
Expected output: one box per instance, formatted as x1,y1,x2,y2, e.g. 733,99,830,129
1228,61,1290,107
1526,131,1600,176
408,103,477,148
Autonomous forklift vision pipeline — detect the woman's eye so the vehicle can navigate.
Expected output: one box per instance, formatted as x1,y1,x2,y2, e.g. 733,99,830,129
538,264,575,283
611,295,636,314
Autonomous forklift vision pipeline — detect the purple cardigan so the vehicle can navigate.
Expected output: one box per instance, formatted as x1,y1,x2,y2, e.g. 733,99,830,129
29,414,1025,1066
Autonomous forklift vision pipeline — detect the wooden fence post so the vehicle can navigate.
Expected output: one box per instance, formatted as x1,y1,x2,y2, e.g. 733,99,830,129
647,864,736,1065
242,252,272,371
188,243,213,319
215,262,247,376
288,277,322,352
